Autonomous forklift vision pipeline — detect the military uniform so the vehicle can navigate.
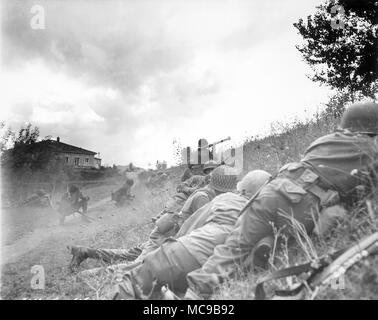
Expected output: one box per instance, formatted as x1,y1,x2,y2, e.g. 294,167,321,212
89,186,217,265
186,130,377,297
178,186,216,222
110,192,248,299
69,166,240,276
176,175,209,196
181,167,193,182
58,187,89,224
181,162,208,179
146,186,216,251
111,180,134,206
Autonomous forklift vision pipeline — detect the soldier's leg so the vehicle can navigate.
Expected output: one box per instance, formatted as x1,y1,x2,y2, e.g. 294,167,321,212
111,241,201,299
185,190,278,298
186,184,318,298
79,198,88,213
91,248,144,263
186,219,271,298
136,226,179,262
70,224,179,269
79,260,143,280
69,246,144,269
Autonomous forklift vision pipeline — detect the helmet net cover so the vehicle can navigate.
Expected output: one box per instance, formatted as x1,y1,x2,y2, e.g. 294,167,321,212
340,102,378,134
209,165,238,192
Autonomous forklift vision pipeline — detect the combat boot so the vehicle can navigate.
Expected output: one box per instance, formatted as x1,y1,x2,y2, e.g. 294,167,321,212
68,245,92,271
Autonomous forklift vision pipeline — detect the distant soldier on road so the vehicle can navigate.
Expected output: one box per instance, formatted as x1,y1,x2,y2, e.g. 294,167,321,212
111,178,134,207
58,185,90,225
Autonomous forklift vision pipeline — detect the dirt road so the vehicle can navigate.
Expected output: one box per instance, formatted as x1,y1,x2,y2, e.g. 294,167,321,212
0,173,174,299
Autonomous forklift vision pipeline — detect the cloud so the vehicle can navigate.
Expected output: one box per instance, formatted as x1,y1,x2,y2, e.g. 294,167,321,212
1,0,329,167
3,0,196,91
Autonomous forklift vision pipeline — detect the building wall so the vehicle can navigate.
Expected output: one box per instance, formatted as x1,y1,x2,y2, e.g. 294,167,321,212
94,158,101,169
59,153,96,167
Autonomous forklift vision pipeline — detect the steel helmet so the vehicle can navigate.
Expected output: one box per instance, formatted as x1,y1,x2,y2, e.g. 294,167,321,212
340,102,378,135
203,160,219,174
237,170,271,198
209,165,238,193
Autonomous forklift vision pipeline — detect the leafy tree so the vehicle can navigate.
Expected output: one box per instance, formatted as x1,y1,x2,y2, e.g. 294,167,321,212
14,123,40,146
1,123,55,172
0,122,15,153
294,0,378,100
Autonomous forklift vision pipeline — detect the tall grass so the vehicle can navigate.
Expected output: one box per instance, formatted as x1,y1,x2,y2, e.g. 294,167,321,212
215,110,378,300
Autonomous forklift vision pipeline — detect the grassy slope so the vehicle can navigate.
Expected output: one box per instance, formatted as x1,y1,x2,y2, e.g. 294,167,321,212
1,114,377,300
215,114,378,300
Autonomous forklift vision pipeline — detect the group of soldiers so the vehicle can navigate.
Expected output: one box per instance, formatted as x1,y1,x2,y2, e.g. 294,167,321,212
21,173,135,225
19,184,90,225
59,176,135,223
67,102,378,300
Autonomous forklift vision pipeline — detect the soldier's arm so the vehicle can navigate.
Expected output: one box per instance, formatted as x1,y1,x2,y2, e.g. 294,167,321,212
179,193,209,224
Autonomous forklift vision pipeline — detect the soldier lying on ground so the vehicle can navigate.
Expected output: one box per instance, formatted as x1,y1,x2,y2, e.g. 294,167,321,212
102,169,271,299
181,163,206,182
20,189,51,207
58,185,90,225
181,102,378,299
149,160,219,224
176,160,219,197
111,178,134,207
181,164,193,182
68,165,238,268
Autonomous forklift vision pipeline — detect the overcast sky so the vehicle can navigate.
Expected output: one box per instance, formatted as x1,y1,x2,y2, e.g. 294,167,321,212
1,0,332,168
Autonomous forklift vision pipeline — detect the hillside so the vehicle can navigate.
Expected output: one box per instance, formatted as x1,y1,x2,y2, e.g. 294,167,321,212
1,111,377,300
216,113,378,300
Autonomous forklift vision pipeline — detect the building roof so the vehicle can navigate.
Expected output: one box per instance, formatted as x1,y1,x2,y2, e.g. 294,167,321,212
37,140,97,155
